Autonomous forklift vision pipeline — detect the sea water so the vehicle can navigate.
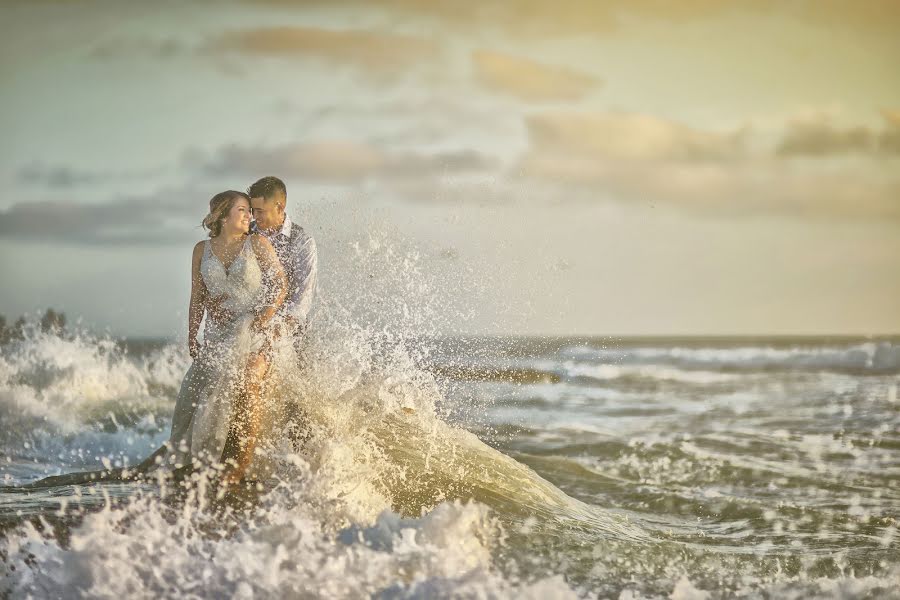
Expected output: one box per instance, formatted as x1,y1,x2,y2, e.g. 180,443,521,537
1,238,898,598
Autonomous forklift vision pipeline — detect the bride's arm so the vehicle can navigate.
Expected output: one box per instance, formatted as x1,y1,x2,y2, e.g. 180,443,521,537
250,234,288,329
188,241,208,358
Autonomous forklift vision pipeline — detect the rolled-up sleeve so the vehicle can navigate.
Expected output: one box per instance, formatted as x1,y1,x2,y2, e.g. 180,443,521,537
284,233,318,323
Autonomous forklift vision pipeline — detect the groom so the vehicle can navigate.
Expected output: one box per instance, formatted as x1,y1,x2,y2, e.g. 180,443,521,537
206,176,317,346
246,175,318,347
245,176,318,452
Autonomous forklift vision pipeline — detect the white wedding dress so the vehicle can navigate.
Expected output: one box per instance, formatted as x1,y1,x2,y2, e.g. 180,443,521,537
164,237,283,477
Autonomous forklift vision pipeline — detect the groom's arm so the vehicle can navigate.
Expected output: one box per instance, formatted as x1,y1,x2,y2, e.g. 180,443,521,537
250,234,288,330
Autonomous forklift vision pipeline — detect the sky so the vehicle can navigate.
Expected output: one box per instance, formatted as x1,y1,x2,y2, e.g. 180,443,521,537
1,0,898,337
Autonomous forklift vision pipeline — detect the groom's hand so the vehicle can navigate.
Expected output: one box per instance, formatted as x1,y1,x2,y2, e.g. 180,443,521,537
263,316,296,343
250,315,265,332
281,315,300,337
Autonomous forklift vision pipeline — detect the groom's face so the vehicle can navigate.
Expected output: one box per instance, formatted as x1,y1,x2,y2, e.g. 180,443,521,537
250,194,285,232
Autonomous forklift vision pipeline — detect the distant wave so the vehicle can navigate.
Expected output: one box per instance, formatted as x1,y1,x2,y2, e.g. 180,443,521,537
559,341,900,374
424,340,900,388
426,363,561,384
563,362,739,384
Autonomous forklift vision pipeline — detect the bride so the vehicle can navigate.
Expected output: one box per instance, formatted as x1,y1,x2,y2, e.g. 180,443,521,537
26,190,288,489
160,189,288,485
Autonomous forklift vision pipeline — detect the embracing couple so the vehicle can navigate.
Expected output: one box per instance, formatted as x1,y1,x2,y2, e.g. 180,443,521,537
30,176,317,490
145,176,319,486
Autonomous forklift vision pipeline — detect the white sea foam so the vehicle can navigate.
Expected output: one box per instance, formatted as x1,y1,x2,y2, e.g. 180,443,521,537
0,235,624,598
0,315,607,597
1,487,577,599
3,230,897,597
0,328,185,474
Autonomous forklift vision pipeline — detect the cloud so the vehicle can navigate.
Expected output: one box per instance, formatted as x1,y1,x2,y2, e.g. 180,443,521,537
0,189,204,245
471,50,600,101
517,153,900,220
515,110,900,220
776,110,900,157
89,37,187,60
883,109,900,128
236,0,715,36
280,95,518,147
17,164,103,187
86,26,442,78
525,111,746,161
882,109,900,154
239,0,900,38
195,140,498,183
204,26,440,75
16,163,161,188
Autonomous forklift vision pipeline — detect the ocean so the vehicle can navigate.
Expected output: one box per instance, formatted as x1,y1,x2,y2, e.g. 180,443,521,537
1,327,898,598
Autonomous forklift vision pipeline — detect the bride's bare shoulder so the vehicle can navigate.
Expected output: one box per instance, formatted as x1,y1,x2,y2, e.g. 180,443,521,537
192,240,207,260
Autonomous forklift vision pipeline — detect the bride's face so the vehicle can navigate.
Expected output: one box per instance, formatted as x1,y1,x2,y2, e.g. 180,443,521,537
222,198,252,235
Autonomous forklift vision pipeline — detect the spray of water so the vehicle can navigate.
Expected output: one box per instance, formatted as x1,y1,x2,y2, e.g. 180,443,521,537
0,227,606,597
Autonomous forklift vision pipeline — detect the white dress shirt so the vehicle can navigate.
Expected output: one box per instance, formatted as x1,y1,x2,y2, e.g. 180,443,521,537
263,214,318,326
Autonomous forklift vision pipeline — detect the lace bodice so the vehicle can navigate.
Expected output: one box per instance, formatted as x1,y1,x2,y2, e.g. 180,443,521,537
200,237,263,315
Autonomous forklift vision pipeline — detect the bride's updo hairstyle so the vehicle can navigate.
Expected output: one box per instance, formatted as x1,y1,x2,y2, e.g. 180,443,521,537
202,190,251,237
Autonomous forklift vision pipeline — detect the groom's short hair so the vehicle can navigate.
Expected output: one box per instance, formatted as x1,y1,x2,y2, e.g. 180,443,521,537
248,176,287,203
